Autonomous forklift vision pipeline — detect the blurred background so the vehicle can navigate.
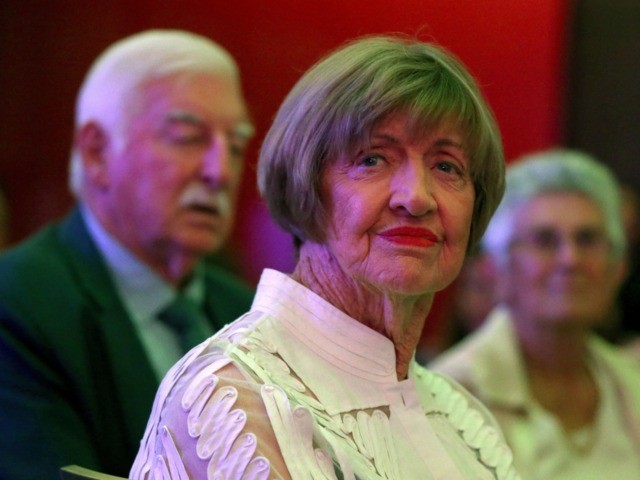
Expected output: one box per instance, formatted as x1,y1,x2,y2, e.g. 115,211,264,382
1,0,638,349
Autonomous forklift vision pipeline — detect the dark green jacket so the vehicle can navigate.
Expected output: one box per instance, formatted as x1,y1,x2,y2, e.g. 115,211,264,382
0,208,254,479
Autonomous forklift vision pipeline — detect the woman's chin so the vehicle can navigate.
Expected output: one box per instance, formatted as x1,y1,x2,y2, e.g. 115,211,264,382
370,272,451,297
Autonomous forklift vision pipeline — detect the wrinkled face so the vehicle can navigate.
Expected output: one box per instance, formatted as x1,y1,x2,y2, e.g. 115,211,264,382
501,192,625,329
99,73,251,265
320,113,476,296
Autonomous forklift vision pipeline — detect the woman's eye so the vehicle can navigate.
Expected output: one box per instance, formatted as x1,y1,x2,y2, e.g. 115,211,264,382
435,161,462,175
360,154,383,167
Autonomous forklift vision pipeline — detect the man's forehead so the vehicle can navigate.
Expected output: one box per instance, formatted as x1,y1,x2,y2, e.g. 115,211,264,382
165,109,254,138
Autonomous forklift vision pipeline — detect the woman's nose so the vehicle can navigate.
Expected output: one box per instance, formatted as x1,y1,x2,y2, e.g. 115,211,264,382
554,236,583,264
389,161,437,216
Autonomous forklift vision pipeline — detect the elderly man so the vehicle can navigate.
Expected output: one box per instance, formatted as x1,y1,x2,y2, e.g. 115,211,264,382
0,30,255,479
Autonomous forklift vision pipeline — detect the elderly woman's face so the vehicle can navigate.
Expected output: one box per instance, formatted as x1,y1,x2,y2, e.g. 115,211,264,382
320,113,475,296
500,192,625,328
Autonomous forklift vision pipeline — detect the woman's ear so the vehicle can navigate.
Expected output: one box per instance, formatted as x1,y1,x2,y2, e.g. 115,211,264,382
75,121,110,189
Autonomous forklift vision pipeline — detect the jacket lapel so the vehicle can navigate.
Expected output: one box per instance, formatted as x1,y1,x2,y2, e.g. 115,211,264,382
58,208,160,445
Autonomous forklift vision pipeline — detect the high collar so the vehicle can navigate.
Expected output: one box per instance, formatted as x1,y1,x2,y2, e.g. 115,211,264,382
251,269,399,383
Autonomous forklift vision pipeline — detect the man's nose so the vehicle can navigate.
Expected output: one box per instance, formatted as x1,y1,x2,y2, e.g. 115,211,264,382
201,133,231,188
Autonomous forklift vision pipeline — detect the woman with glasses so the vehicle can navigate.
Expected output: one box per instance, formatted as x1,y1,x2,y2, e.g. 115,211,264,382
431,149,640,479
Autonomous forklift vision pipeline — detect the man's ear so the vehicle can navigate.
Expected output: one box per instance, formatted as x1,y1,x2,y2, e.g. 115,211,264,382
75,121,110,189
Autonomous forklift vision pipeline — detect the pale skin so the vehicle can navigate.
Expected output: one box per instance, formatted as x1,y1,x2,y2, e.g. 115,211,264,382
76,72,252,286
292,113,476,380
501,192,627,431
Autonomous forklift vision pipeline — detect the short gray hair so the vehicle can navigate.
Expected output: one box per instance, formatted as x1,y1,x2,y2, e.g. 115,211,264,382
258,35,505,252
69,29,240,195
482,148,626,261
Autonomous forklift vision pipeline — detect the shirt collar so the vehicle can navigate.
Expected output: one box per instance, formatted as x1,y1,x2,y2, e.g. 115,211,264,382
251,269,398,382
81,205,204,324
470,306,533,408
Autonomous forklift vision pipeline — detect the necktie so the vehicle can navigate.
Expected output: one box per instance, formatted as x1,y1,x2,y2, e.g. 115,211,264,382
158,295,211,354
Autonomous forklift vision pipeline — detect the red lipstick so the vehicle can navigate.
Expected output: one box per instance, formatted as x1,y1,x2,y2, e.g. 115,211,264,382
378,227,438,247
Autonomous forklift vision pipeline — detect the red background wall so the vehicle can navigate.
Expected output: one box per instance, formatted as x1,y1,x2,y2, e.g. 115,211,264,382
0,0,570,346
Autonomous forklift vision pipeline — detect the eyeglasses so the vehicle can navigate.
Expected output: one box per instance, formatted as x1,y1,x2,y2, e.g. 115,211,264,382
508,227,612,259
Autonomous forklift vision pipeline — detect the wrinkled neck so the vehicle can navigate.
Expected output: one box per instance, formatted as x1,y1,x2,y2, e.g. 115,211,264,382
292,241,434,380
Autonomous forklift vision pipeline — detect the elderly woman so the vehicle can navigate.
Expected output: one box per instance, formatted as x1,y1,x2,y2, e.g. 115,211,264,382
431,150,640,479
131,36,520,479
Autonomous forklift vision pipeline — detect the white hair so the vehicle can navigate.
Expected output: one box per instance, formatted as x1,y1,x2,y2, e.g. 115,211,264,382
482,148,626,263
69,29,240,195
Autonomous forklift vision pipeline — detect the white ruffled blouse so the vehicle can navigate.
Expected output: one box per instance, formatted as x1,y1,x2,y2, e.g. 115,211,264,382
131,269,520,480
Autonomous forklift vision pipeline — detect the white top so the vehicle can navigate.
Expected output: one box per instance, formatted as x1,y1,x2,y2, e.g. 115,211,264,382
430,306,640,480
131,269,520,479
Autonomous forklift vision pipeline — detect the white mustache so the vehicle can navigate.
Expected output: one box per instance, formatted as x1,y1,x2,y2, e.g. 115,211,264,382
179,184,230,217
